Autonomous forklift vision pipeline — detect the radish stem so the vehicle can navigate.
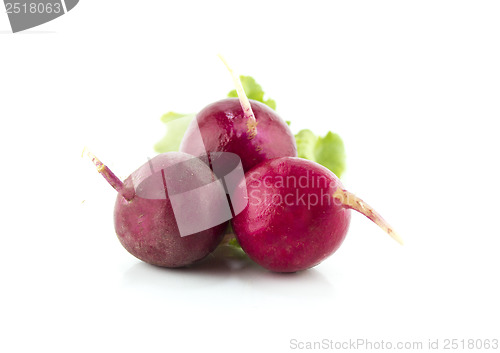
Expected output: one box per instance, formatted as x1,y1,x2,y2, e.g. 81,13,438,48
333,188,403,245
85,149,134,201
218,54,258,138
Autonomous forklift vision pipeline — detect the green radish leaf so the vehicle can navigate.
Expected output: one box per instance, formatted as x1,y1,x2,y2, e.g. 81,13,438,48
263,98,277,111
160,111,192,124
228,76,277,110
295,129,318,161
154,112,195,153
295,129,346,178
314,132,346,178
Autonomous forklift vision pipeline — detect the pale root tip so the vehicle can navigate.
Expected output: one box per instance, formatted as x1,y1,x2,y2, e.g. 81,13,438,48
84,150,129,200
217,54,232,72
81,146,88,158
388,230,404,245
334,188,403,245
85,149,105,173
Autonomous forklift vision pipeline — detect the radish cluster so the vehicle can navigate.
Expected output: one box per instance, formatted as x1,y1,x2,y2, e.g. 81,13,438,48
87,58,401,272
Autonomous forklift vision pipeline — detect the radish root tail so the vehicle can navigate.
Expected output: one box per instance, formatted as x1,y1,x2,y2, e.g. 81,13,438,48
86,149,133,201
333,188,403,245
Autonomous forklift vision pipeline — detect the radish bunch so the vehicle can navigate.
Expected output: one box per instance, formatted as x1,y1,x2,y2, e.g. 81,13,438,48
88,58,401,272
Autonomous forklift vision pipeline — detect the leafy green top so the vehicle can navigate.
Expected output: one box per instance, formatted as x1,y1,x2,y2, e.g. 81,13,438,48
228,76,276,110
154,112,194,153
295,130,346,178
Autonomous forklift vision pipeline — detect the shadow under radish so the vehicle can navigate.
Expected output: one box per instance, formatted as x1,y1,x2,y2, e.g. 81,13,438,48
121,244,335,301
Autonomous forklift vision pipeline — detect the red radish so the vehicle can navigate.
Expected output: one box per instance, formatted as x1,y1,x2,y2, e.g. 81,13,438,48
180,57,297,172
87,151,228,267
231,157,402,273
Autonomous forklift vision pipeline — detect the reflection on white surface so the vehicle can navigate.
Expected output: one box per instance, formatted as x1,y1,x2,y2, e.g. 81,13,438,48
121,245,335,300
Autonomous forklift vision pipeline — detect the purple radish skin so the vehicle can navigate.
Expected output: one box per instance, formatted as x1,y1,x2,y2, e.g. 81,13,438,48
180,57,297,172
88,151,227,268
231,157,401,273
180,98,297,172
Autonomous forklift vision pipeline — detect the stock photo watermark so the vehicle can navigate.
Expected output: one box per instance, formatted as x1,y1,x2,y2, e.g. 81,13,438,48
135,152,248,237
129,153,357,237
247,170,345,210
3,0,79,32
289,338,499,351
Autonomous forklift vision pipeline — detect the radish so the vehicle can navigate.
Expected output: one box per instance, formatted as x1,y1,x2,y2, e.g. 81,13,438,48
179,57,297,172
87,151,228,267
231,157,402,273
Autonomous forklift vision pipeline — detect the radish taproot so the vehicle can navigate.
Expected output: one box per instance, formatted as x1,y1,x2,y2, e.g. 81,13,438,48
180,57,297,172
231,157,402,273
87,151,228,267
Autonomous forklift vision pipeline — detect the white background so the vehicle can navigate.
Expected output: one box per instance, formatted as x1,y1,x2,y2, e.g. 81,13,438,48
1,1,499,352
